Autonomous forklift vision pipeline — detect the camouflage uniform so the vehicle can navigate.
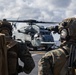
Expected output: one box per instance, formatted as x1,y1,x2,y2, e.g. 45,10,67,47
17,42,35,74
38,18,76,75
0,19,35,75
7,40,35,75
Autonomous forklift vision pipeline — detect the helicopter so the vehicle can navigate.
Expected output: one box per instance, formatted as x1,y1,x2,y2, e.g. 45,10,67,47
7,19,59,51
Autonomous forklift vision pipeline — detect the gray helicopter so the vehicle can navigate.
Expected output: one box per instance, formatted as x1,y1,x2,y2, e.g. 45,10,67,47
8,19,59,51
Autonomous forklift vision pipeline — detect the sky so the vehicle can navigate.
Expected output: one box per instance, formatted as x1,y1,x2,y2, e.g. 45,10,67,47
0,0,76,40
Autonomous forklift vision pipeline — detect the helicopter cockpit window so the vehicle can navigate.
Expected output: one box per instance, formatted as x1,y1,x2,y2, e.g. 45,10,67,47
40,30,50,35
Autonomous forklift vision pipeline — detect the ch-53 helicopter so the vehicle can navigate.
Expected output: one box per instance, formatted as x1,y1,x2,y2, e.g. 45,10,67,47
7,19,59,51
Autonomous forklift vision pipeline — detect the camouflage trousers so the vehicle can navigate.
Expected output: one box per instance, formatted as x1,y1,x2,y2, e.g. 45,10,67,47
38,48,68,75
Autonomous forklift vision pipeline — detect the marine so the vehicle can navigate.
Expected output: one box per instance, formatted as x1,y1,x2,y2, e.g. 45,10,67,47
0,19,35,75
38,17,76,75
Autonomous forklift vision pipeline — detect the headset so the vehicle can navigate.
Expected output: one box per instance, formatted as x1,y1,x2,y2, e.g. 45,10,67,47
59,22,70,41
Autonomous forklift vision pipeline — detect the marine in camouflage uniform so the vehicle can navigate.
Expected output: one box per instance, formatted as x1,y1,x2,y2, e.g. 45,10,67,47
0,19,35,75
38,18,76,75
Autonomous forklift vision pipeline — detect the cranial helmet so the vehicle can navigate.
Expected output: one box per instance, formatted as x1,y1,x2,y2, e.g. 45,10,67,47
0,19,12,36
58,17,76,41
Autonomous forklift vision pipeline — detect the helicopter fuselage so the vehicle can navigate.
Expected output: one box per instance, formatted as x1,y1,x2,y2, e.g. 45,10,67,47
16,24,55,50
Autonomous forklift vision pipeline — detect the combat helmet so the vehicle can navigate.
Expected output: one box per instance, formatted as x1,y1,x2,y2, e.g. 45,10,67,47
0,19,12,36
58,17,76,41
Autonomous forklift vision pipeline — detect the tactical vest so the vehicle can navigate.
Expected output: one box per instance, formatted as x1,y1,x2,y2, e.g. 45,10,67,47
0,33,8,75
0,20,18,75
7,39,18,75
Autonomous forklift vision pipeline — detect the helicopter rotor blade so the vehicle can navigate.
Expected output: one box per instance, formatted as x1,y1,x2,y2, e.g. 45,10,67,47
7,20,29,23
36,21,59,24
7,19,59,24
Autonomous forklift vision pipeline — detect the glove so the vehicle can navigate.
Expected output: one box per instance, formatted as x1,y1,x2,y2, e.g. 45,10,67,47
53,26,59,34
46,26,59,34
18,65,23,73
